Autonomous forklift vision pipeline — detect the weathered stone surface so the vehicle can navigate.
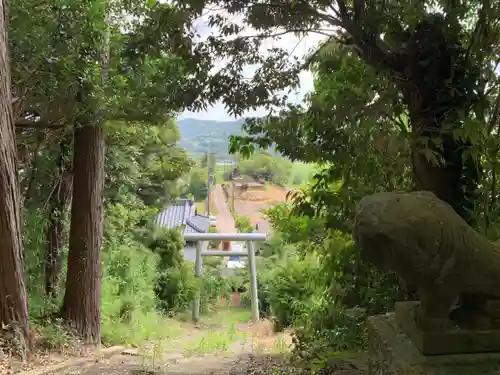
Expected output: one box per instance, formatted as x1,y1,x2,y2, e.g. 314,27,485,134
368,313,500,375
353,191,500,333
395,301,500,355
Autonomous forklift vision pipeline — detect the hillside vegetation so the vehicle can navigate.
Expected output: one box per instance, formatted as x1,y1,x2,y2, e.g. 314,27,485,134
177,118,245,158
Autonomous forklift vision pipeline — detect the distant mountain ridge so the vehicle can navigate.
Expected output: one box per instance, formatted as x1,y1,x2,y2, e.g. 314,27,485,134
177,118,246,158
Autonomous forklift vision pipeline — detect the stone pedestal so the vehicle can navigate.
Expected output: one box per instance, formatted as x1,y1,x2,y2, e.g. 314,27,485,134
368,314,500,375
395,301,500,355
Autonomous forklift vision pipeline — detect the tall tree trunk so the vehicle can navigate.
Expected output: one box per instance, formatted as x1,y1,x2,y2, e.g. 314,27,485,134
60,1,109,343
61,123,104,343
45,168,73,298
407,102,479,225
0,0,29,349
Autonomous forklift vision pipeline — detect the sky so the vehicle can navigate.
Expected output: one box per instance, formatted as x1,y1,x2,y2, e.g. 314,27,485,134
179,13,327,122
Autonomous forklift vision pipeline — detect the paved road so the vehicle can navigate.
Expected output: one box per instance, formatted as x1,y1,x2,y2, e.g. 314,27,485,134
212,185,237,234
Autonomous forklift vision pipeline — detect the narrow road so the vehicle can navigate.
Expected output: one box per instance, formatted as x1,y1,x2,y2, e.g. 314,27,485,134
212,185,237,234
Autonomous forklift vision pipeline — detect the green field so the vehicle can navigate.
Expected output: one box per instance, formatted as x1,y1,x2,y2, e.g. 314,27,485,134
286,163,318,187
213,165,227,184
210,160,317,188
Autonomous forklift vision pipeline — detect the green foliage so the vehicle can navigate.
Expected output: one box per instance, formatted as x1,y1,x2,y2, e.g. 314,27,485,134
147,228,184,270
234,215,253,233
256,203,400,364
100,196,160,343
145,228,197,313
177,118,245,158
11,0,500,364
200,153,216,170
236,151,292,186
208,226,221,249
266,254,320,330
198,258,232,313
183,167,208,201
106,120,192,207
155,263,198,314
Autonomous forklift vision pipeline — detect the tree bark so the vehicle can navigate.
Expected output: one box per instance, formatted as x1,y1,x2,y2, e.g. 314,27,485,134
61,123,104,343
0,0,29,348
45,170,73,298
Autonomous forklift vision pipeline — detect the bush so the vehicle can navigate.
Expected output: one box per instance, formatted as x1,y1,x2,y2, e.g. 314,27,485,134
155,263,197,313
199,258,233,312
184,168,208,201
255,208,401,365
235,215,253,233
267,255,320,330
145,228,199,314
290,230,400,361
100,199,161,343
240,251,320,331
208,226,221,249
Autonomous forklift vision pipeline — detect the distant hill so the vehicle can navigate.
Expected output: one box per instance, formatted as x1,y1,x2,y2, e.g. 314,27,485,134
177,118,246,158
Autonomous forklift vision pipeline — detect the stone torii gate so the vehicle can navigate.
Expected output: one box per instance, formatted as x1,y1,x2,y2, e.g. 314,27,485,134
183,232,267,323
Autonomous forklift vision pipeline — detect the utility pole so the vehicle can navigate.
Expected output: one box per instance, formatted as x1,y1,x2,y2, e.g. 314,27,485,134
206,151,211,217
231,180,235,212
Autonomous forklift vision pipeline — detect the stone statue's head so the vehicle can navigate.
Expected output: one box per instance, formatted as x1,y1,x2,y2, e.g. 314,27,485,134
353,221,396,271
353,191,410,273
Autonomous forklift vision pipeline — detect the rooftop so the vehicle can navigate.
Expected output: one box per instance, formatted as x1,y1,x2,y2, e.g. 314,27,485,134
156,198,210,235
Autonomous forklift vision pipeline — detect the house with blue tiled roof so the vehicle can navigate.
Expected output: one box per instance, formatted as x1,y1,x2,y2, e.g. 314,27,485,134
155,199,210,261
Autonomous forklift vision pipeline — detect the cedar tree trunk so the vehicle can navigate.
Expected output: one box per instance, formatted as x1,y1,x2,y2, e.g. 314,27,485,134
45,170,73,297
0,0,29,347
61,123,104,343
60,0,109,343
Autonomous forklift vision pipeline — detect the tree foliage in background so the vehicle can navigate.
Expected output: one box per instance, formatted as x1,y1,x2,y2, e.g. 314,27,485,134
183,167,209,201
236,150,292,186
168,0,499,226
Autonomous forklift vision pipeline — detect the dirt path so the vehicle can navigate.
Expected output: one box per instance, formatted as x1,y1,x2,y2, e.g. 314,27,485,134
24,309,366,375
50,319,313,375
212,185,236,233
52,325,365,375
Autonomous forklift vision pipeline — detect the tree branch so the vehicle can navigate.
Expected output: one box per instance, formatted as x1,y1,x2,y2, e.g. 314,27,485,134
15,118,64,129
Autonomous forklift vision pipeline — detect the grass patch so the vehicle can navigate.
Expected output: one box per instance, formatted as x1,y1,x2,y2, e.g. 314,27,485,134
202,307,252,326
184,323,248,356
286,163,318,188
176,307,253,356
195,194,218,216
176,307,252,326
31,319,81,354
195,200,206,214
214,165,227,184
102,311,185,347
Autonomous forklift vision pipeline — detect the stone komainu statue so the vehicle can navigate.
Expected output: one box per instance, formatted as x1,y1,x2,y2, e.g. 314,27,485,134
353,191,500,331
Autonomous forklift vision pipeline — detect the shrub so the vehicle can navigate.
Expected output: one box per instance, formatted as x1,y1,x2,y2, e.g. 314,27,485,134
235,215,253,233
208,226,221,249
155,263,197,313
290,230,400,362
145,228,199,314
267,254,320,330
100,199,160,343
240,251,320,330
199,257,232,312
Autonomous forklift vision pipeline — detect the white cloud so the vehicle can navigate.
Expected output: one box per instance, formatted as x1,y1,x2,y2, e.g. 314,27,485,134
180,11,327,121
